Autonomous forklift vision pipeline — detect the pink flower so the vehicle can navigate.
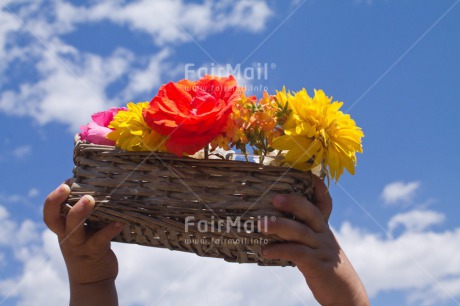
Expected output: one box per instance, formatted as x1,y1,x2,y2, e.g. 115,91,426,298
80,107,127,145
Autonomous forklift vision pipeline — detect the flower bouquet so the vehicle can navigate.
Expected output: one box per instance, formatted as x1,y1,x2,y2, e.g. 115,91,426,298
64,75,363,266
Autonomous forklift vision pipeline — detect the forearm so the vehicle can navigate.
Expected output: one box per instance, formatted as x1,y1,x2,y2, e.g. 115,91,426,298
301,249,369,306
69,279,118,306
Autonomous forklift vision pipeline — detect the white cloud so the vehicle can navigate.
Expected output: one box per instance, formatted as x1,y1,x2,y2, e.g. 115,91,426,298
11,145,31,158
0,42,135,130
0,230,69,306
408,277,460,306
0,203,69,305
0,200,317,306
337,215,460,305
77,0,272,45
114,245,315,306
1,201,460,305
121,48,171,101
0,3,21,73
0,0,274,130
214,0,273,33
0,188,40,217
0,205,15,245
0,252,5,269
0,192,32,206
0,205,8,219
0,204,39,247
27,188,39,198
388,210,445,235
381,181,420,204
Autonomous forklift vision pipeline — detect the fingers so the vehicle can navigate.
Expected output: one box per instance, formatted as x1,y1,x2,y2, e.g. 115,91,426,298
272,194,326,232
64,195,96,245
312,175,332,221
261,217,319,248
262,242,314,265
43,184,70,236
87,222,123,250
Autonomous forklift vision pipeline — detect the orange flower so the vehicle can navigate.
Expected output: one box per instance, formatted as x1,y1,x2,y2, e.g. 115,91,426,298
143,75,243,156
215,92,286,156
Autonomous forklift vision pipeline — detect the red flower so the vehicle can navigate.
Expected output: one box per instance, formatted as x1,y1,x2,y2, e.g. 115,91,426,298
143,75,242,155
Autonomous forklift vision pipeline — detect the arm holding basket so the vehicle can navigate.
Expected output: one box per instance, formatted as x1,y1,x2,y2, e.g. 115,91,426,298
43,184,122,306
261,176,370,306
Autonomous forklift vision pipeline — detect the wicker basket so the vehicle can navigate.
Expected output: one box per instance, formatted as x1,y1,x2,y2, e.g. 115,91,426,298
63,135,314,266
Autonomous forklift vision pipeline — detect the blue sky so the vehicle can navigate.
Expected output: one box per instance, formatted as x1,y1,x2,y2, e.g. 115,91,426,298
1,0,460,305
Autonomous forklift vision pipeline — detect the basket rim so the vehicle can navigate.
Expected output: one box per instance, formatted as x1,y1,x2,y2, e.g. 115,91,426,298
73,133,310,173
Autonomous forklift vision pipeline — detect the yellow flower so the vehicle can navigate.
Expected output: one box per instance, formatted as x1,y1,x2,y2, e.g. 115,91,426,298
272,88,363,182
107,102,167,152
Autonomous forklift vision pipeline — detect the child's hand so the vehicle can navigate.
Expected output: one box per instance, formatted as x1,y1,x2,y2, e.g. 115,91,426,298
261,176,370,306
43,184,122,305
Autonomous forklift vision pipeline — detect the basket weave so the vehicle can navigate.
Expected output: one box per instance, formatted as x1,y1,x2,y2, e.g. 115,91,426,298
63,135,314,266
